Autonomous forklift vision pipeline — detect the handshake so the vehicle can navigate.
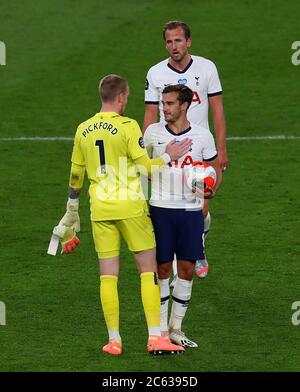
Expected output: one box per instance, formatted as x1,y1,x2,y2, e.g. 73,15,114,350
47,199,81,256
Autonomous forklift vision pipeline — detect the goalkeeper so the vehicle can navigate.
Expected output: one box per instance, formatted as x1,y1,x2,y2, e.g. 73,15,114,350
54,74,192,356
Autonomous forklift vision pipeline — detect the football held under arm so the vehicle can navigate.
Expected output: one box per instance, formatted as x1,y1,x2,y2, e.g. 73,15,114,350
202,129,222,195
205,156,222,193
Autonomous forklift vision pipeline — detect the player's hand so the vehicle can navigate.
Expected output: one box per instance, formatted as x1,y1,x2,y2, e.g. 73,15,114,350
166,138,193,161
53,225,80,254
58,198,80,232
204,187,216,199
218,147,229,172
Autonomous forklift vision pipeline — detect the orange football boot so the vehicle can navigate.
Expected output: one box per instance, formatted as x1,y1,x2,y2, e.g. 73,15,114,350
102,338,122,355
147,335,185,355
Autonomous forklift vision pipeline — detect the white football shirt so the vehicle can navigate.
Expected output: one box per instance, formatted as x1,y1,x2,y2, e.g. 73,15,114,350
145,55,222,129
143,122,217,209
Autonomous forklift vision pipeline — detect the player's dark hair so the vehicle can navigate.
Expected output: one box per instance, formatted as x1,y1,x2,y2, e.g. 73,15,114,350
162,84,194,109
163,21,191,40
99,74,128,102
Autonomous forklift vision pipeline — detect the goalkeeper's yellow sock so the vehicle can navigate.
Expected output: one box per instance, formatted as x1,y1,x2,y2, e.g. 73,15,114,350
140,272,161,337
100,275,121,342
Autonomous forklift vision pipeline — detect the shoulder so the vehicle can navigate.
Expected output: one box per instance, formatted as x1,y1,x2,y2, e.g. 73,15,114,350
190,122,214,138
115,117,141,137
192,55,218,71
145,122,165,133
102,115,138,129
118,115,137,125
144,122,164,139
147,59,169,75
76,112,99,135
77,112,97,128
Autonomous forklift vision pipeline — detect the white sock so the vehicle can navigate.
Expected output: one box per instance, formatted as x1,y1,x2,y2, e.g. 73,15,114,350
204,211,211,237
148,327,161,337
108,331,121,342
172,254,177,276
158,278,170,333
169,277,193,331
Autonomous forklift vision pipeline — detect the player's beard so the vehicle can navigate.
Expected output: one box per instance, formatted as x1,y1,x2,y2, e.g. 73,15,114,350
170,49,189,64
164,112,180,123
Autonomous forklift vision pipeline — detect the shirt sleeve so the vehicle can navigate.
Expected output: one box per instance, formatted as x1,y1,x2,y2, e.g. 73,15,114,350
127,120,148,161
202,131,218,161
71,128,85,166
69,162,85,189
143,126,153,158
207,61,222,97
145,67,160,104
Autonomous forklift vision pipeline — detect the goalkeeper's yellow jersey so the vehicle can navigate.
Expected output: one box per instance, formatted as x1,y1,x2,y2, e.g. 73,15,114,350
71,111,149,221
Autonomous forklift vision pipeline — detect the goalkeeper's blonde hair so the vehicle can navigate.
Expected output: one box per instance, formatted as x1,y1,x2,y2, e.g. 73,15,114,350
99,74,128,103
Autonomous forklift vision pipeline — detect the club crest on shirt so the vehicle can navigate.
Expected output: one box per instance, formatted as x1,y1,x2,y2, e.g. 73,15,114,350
178,79,187,85
139,137,145,148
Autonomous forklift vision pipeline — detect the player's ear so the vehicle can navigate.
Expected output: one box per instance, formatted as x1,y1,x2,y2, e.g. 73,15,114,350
117,92,124,103
187,38,192,48
182,101,189,112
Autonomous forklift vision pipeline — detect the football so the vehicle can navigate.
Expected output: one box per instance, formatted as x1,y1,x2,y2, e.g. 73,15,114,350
184,161,217,194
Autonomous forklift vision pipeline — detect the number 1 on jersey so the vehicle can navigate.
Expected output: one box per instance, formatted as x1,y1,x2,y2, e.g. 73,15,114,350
95,140,106,174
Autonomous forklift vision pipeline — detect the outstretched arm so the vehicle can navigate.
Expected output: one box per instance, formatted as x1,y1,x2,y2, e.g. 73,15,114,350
134,138,193,175
203,157,222,199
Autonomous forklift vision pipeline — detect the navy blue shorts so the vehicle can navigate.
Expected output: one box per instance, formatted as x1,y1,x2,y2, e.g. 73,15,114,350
150,206,205,264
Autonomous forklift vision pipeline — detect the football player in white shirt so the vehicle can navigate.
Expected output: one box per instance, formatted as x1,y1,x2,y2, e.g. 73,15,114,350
143,20,227,280
144,84,222,347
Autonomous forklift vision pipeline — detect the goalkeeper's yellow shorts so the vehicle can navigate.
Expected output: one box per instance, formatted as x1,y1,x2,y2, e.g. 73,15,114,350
92,210,156,259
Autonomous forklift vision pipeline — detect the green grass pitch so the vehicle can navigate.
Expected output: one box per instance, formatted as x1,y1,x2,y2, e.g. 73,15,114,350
0,0,300,372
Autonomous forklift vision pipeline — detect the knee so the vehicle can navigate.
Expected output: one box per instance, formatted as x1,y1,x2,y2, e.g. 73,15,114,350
178,271,194,281
177,263,194,281
158,263,172,279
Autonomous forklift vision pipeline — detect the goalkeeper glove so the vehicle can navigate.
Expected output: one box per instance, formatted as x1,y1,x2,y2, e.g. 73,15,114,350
58,198,80,232
53,225,80,254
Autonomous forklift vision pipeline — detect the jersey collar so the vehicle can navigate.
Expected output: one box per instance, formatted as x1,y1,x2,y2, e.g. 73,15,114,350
165,124,192,136
167,57,193,74
98,111,121,119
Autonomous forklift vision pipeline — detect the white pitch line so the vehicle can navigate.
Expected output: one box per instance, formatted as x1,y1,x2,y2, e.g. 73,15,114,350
0,135,299,141
0,136,73,141
227,135,300,140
